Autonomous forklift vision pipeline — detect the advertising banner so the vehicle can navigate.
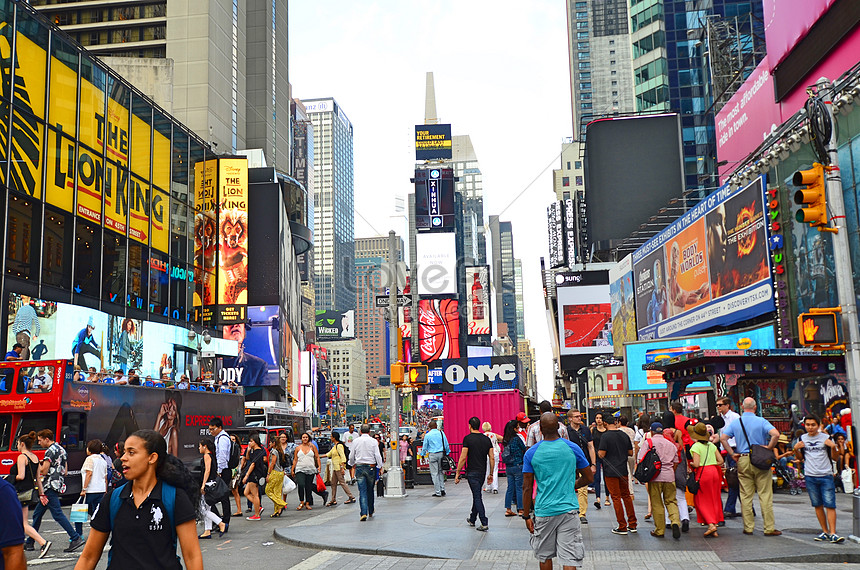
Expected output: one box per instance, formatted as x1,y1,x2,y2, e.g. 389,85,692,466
216,158,249,325
609,255,637,357
556,284,612,356
220,305,280,387
624,323,776,392
415,124,452,161
416,232,457,295
414,168,456,230
763,0,837,70
426,355,519,392
418,299,461,361
632,177,773,340
465,266,490,336
315,309,355,340
547,201,566,269
587,366,625,396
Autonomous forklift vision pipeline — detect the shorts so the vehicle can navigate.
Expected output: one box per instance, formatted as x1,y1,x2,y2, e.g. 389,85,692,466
805,475,836,509
530,509,584,566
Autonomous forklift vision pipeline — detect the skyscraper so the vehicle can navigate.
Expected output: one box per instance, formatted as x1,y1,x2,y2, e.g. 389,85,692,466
514,259,525,341
302,98,355,313
32,0,292,171
355,236,403,386
451,135,487,266
489,216,519,353
565,0,636,138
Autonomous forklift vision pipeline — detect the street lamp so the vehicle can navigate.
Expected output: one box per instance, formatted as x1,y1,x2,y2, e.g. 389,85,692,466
187,328,211,383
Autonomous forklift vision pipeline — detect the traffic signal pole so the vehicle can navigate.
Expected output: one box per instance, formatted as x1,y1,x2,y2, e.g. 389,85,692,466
813,78,860,541
386,230,406,497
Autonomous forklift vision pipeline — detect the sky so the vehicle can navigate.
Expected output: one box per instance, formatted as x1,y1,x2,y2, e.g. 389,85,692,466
289,1,573,400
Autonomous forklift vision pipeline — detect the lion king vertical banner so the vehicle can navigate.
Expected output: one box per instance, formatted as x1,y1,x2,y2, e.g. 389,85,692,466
216,158,248,325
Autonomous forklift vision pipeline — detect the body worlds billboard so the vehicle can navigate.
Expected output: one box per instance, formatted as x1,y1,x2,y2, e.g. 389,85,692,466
632,177,773,340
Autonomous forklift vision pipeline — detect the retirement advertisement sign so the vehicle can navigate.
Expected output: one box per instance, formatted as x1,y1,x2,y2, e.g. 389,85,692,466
415,124,452,160
632,177,773,340
0,21,170,252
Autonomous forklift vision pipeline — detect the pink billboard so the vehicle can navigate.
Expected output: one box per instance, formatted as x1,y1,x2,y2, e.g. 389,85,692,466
764,0,837,70
716,56,781,178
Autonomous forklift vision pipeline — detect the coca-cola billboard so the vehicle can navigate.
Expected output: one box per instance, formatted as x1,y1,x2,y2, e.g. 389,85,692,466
465,266,490,336
418,299,461,361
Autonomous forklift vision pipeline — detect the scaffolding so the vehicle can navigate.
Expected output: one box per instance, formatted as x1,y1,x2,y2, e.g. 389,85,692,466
706,12,767,114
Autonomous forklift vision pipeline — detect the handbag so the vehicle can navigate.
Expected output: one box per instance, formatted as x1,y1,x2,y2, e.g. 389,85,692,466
686,444,710,495
725,466,739,489
315,473,326,493
70,497,89,523
282,475,297,495
203,476,229,506
17,488,35,504
674,452,688,488
737,418,774,470
439,431,454,471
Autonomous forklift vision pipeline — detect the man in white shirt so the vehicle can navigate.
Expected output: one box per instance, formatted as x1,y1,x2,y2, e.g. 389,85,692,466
342,424,359,483
526,401,569,446
208,417,234,530
30,367,51,393
346,424,384,521
717,397,741,517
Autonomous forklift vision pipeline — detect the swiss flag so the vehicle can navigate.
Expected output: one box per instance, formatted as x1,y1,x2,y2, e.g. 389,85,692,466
608,372,624,392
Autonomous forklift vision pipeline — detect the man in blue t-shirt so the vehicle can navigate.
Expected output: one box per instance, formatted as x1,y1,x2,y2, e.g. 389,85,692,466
0,476,26,569
523,412,592,569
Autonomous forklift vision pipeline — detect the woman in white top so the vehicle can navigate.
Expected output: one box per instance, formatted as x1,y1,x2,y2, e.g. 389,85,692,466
77,439,109,536
291,432,321,510
482,422,501,493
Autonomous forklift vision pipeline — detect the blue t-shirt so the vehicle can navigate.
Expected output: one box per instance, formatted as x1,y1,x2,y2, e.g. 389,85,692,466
523,438,589,517
0,477,25,567
721,412,776,453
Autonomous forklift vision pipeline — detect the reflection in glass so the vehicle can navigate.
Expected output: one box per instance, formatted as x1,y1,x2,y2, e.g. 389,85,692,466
74,218,101,298
41,207,72,289
6,194,38,279
103,229,126,304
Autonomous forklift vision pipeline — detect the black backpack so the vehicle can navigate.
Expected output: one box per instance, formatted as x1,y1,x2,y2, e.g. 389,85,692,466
633,438,663,484
219,432,241,469
340,442,350,461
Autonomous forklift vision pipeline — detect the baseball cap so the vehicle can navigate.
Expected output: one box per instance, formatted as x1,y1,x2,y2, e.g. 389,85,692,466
516,412,529,423
650,422,663,433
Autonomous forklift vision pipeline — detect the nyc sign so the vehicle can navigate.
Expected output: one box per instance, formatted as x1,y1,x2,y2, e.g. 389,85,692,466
429,356,520,392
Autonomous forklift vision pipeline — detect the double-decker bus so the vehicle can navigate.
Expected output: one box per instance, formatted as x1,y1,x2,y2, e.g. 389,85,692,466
244,401,311,435
0,359,244,498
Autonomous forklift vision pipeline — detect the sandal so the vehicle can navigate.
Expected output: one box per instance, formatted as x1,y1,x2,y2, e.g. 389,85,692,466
505,510,516,517
305,504,313,510
345,498,356,504
232,512,243,517
326,501,338,507
644,513,652,520
296,504,305,511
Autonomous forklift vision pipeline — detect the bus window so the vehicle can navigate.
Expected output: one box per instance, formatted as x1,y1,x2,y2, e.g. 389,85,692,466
0,414,11,451
62,412,87,451
15,412,57,449
0,368,13,394
19,365,54,394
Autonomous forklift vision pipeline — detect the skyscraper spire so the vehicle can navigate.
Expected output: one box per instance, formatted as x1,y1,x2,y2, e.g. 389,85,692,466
424,72,438,125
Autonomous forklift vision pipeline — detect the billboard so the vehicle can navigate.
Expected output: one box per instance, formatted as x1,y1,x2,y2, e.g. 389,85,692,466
426,355,519,392
418,299,461,361
556,272,612,357
624,324,776,392
220,305,280,387
414,168,456,230
609,255,637,357
416,233,457,295
315,309,355,340
465,266,490,336
216,158,249,325
417,394,443,413
547,201,565,269
632,177,773,340
415,124,452,161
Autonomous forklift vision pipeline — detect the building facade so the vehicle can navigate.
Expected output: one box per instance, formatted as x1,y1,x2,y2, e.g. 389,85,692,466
451,134,487,266
489,216,519,354
322,338,366,402
32,0,292,173
518,339,537,400
355,236,402,386
302,98,355,314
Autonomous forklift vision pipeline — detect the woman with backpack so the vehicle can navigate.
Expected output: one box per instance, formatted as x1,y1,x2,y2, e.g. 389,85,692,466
501,419,527,517
265,433,290,516
325,431,355,506
74,429,202,570
242,434,267,520
76,439,109,538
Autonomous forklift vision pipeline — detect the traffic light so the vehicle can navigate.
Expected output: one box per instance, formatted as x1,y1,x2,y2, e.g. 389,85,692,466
391,363,405,385
407,363,429,384
368,397,374,406
793,163,827,228
797,311,840,346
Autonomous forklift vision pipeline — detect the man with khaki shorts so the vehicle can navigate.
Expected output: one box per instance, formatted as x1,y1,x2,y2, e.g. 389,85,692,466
523,413,593,569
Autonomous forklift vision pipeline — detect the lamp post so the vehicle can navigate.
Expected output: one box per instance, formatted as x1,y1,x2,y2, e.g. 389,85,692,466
187,328,211,385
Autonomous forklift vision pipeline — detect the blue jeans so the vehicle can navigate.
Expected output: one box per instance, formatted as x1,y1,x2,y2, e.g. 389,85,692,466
806,475,837,509
724,454,739,513
355,464,376,516
27,489,81,544
466,471,487,526
505,463,523,510
75,492,105,535
591,458,604,499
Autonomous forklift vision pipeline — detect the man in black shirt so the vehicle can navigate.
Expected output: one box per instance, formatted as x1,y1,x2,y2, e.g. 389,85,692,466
566,409,595,524
598,415,637,534
455,416,494,531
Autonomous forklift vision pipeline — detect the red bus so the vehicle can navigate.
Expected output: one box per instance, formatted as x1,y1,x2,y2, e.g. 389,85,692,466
0,359,244,498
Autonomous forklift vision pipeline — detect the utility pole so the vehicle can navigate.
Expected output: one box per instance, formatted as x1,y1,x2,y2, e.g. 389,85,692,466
815,78,860,541
385,230,406,497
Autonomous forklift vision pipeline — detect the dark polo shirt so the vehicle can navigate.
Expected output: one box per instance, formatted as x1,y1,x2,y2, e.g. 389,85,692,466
91,480,195,569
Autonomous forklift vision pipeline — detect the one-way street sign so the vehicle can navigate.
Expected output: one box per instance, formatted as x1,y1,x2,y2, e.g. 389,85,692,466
375,295,411,308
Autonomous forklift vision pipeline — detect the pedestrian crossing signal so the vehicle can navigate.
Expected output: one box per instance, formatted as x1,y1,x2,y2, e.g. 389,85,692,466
407,364,428,385
797,311,839,346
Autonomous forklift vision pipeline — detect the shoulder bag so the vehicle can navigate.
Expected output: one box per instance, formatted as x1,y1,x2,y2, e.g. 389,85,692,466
737,418,774,470
440,431,454,472
686,444,710,494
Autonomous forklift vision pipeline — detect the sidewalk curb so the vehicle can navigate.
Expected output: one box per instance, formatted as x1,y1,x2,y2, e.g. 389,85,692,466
272,529,439,559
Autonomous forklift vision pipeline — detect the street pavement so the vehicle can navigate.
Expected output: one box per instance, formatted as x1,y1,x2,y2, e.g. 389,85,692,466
21,477,860,568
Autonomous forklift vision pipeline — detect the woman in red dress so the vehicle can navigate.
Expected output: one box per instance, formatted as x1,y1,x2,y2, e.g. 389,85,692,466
687,422,725,537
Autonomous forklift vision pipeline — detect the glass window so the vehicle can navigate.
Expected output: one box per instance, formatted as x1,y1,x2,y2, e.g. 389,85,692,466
79,56,107,153
15,412,55,449
8,108,44,200
562,177,570,187
187,140,206,211
41,207,72,289
103,230,126,305
153,111,171,191
48,35,78,137
169,261,190,321
6,194,39,280
128,242,148,309
149,250,169,316
19,365,55,394
14,5,48,121
74,218,101,298
0,368,12,395
130,94,152,181
171,131,189,203
575,161,582,169
0,414,10,451
61,412,87,451
170,202,191,259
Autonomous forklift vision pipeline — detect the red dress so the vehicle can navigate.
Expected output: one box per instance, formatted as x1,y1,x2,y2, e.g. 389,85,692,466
694,464,724,525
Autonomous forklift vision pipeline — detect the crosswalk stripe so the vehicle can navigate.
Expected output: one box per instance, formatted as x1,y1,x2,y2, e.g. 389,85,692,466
289,550,339,570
